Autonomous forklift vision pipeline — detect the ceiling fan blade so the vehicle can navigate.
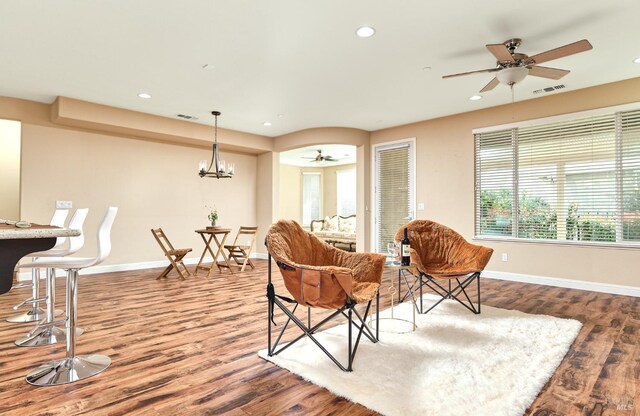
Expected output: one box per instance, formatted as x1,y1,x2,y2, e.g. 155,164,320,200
528,66,570,80
530,39,592,64
486,44,516,63
479,77,500,93
442,67,499,79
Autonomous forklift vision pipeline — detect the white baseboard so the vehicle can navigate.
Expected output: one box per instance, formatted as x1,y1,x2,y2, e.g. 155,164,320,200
482,270,640,298
17,253,267,281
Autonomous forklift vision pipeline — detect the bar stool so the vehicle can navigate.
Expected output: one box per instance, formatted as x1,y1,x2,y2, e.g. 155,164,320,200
7,209,68,323
19,207,118,386
15,208,89,347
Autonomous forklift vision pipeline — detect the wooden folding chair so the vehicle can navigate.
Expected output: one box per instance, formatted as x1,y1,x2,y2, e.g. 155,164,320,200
222,226,258,272
151,228,192,280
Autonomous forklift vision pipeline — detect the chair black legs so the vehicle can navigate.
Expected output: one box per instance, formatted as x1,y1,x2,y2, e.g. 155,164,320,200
402,272,481,315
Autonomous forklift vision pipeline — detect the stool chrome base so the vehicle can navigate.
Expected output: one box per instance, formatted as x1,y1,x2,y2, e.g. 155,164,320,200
15,326,84,347
26,354,111,386
6,309,62,323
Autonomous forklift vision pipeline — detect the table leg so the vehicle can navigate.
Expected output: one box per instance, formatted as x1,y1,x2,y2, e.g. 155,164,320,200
195,234,216,277
375,288,379,341
397,271,401,304
213,233,232,274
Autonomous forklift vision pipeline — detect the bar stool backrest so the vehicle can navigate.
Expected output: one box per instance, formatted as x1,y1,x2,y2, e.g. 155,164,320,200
66,208,89,254
94,207,118,266
50,209,69,248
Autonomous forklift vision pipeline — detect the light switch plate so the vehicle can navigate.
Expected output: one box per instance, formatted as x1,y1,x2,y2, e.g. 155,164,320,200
56,200,73,209
417,203,425,210
501,253,508,262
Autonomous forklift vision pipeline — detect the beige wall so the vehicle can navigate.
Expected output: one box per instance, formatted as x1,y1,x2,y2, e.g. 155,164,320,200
371,77,640,287
20,123,257,266
278,164,302,222
0,119,21,219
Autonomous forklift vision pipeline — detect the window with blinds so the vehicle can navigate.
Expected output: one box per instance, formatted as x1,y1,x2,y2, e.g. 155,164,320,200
375,143,412,252
475,108,640,244
301,172,321,226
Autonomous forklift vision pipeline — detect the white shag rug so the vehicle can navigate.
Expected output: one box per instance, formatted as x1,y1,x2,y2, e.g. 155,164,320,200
258,295,582,416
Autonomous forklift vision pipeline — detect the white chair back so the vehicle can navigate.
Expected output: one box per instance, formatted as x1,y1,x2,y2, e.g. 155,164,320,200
94,207,118,265
66,208,89,254
50,209,69,248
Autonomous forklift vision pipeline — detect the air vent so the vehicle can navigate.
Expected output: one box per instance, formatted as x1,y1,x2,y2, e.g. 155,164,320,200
177,114,198,120
532,84,565,95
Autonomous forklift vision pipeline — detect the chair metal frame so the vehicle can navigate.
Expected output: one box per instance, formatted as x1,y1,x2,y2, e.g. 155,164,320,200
266,255,378,372
222,226,258,272
402,271,481,315
151,228,192,280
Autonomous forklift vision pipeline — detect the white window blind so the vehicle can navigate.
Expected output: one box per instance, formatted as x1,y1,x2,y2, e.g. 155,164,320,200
301,172,321,226
376,144,411,252
622,110,640,241
336,169,356,216
475,108,640,245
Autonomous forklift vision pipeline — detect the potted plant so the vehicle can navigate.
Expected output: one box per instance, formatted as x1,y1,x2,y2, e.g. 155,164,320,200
206,205,218,228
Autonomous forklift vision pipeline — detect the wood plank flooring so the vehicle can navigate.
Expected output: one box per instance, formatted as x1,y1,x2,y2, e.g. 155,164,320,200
0,260,638,415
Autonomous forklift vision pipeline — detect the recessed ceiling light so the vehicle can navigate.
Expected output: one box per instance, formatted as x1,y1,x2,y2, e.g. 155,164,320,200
422,66,432,71
137,92,151,99
356,26,375,38
263,122,272,127
469,95,483,101
277,114,284,118
634,57,640,64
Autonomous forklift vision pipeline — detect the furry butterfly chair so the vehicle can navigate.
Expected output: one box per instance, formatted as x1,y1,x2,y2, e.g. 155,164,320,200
395,220,493,315
265,220,385,371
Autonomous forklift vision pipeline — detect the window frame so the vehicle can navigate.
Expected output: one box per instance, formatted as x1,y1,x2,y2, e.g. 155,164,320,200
301,171,322,227
336,168,356,217
473,102,640,249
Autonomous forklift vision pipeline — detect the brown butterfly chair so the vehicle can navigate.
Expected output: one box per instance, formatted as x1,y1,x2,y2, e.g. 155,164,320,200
394,220,493,315
265,220,385,371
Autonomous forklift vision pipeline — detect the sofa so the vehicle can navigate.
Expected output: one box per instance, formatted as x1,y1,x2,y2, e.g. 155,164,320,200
310,214,356,251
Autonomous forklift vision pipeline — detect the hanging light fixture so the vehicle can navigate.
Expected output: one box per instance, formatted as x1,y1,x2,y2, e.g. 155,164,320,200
198,111,235,178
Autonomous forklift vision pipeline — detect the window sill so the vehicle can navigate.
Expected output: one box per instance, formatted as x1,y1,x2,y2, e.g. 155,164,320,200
473,235,640,250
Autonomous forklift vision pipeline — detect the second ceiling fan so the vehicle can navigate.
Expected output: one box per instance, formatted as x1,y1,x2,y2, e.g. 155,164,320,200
303,149,341,163
443,38,593,93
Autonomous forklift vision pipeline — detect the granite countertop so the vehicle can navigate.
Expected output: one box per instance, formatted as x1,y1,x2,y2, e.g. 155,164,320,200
0,224,80,240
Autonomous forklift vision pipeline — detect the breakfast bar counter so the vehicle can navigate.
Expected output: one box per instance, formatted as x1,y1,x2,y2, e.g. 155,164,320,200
0,224,80,295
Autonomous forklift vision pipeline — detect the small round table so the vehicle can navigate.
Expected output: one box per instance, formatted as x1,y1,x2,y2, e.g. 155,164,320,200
371,262,419,337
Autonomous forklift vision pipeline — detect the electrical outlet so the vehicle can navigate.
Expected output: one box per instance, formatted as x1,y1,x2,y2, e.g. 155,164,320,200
501,253,508,262
417,203,425,210
56,200,73,209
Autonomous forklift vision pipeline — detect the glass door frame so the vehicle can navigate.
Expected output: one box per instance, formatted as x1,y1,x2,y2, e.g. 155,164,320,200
371,137,417,253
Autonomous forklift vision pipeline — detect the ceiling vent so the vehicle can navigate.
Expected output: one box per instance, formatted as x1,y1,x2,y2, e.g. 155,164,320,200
177,114,198,120
532,84,565,95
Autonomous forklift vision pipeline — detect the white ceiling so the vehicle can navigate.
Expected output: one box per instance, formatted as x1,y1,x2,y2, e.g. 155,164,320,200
1,1,639,137
280,144,356,167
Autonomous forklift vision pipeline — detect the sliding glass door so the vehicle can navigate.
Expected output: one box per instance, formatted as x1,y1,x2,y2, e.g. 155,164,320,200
373,140,415,252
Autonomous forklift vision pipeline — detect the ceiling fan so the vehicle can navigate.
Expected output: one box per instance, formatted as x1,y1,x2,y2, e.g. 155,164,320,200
443,38,593,93
303,149,341,163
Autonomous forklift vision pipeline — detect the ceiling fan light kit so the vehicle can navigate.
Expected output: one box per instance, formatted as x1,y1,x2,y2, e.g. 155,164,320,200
496,66,529,86
443,38,593,93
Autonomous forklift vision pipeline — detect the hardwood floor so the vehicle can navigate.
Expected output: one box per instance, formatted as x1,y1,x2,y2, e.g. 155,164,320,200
0,260,637,415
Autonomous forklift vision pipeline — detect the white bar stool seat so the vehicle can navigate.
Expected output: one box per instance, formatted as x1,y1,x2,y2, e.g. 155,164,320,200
15,208,89,347
19,207,118,386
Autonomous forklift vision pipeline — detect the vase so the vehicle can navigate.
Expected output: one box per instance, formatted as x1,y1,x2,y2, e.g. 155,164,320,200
211,220,216,227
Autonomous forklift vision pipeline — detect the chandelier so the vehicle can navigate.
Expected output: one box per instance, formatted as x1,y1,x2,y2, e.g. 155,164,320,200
198,111,235,179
